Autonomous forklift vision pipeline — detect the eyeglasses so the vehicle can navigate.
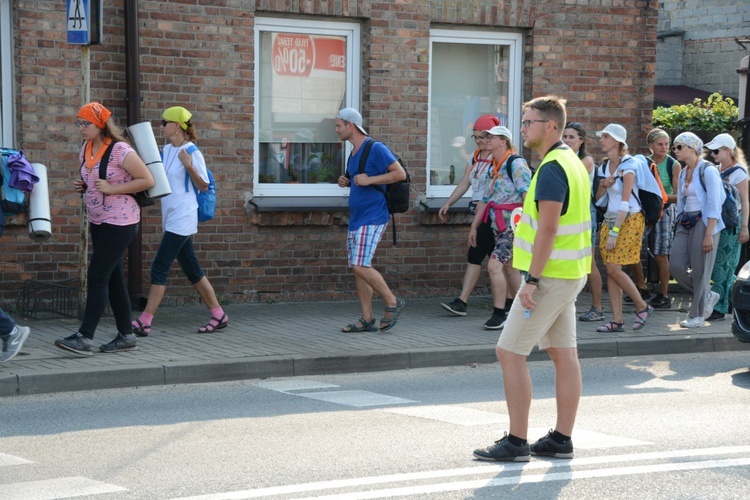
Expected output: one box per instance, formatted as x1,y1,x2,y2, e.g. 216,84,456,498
710,149,721,155
672,144,685,152
75,119,91,128
521,119,548,128
472,135,484,141
160,119,174,127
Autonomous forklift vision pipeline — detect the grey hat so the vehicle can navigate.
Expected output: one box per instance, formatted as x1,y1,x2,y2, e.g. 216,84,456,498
336,107,368,136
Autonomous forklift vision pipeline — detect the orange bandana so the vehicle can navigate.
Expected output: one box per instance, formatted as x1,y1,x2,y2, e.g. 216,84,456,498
84,139,113,171
77,102,112,129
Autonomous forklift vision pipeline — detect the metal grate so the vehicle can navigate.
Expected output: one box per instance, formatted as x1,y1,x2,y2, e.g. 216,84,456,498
15,279,79,319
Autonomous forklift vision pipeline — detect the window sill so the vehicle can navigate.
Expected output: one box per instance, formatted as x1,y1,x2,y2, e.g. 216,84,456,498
419,197,470,213
248,196,349,212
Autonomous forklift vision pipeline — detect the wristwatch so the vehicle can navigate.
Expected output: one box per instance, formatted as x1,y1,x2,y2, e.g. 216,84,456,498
525,273,540,286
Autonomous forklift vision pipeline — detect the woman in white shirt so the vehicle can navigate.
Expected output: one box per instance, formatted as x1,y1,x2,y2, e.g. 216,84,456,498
668,132,725,328
705,133,749,321
131,107,228,336
594,124,653,332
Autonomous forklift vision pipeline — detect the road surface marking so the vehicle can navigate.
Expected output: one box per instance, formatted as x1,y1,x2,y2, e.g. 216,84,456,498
255,380,339,392
292,390,417,407
1,477,127,500
169,446,750,500
0,452,33,467
385,405,507,426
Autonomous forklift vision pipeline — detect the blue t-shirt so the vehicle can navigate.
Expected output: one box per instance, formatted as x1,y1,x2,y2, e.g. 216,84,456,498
346,139,397,230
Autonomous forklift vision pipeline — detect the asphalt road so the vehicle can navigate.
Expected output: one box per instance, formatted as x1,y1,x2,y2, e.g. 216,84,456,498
1,352,750,499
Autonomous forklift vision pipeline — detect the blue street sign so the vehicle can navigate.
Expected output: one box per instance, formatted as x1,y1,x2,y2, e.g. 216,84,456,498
67,0,90,45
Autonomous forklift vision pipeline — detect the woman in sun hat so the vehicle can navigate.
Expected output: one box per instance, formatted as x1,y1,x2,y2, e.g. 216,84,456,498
54,102,154,356
668,132,725,328
131,106,228,336
593,123,653,332
704,133,749,321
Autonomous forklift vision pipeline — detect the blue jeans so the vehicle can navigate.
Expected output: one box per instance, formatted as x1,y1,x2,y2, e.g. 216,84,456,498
150,231,205,285
0,307,15,336
78,222,138,339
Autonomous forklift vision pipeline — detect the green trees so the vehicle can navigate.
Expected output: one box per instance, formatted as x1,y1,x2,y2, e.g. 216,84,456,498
652,92,738,140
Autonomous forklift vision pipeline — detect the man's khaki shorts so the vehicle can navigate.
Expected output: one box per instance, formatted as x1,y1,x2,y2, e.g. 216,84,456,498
498,276,587,356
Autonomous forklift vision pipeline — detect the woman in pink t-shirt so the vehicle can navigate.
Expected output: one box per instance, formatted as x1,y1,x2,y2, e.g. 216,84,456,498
54,103,153,356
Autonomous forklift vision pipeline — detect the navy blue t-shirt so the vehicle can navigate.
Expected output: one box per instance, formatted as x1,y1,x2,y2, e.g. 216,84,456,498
534,142,571,215
346,139,397,230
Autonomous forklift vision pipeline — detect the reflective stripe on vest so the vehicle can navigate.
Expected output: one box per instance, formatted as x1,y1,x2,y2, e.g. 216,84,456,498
513,147,591,279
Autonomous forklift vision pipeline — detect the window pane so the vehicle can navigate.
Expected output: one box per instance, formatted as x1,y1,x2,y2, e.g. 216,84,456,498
430,42,511,186
257,31,347,184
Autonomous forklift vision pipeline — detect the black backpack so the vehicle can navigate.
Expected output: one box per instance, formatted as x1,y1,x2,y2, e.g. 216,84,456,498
95,142,155,208
355,139,411,245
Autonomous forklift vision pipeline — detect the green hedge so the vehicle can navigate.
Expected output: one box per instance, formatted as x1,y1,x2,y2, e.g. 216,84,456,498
652,92,738,141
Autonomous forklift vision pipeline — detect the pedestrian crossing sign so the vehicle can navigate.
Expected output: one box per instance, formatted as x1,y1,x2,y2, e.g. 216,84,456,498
67,0,101,45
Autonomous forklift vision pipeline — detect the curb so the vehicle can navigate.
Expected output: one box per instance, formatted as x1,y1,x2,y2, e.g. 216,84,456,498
2,335,748,397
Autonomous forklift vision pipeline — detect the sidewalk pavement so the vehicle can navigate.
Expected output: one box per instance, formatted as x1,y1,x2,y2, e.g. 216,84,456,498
2,290,748,397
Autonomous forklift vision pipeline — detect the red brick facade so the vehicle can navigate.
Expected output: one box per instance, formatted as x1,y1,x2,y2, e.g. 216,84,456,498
0,0,657,307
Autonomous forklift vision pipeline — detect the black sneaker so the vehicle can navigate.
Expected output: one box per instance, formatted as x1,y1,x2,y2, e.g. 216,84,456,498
649,293,671,309
473,433,530,462
483,313,506,330
441,298,467,317
1,326,30,363
100,333,138,353
625,288,652,303
54,333,94,356
530,430,574,459
707,310,726,321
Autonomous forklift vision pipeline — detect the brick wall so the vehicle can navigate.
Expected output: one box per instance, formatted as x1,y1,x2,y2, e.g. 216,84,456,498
0,0,657,308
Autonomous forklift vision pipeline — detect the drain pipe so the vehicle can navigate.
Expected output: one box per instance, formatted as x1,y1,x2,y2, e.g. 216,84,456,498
124,0,144,307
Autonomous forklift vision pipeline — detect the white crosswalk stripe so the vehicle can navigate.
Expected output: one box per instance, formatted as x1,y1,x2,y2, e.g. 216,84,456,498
0,452,33,467
169,446,750,500
0,476,127,500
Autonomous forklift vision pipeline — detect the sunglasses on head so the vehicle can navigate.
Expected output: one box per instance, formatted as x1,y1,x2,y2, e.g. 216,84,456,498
565,122,583,130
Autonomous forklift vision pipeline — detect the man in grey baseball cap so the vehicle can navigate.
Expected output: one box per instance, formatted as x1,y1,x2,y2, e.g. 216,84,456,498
336,107,368,136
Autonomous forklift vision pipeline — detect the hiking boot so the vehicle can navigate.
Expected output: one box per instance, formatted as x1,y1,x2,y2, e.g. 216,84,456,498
100,333,138,353
578,307,604,322
649,293,671,309
703,291,720,319
680,316,705,329
625,288,652,303
441,298,467,317
54,333,94,356
1,326,30,363
473,433,530,462
530,430,574,459
483,313,506,330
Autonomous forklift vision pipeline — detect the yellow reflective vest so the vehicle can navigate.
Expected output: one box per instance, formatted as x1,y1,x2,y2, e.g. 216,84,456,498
513,146,591,279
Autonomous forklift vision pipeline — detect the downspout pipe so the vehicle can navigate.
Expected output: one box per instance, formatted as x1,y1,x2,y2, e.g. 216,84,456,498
125,0,144,307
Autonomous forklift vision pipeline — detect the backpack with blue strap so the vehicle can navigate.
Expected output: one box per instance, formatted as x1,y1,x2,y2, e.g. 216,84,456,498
183,144,216,222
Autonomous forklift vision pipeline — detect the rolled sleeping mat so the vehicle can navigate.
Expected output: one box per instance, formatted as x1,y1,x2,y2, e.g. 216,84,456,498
127,121,172,199
28,163,51,241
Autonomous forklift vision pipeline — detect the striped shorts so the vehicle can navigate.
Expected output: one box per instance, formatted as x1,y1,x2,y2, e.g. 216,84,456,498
347,223,387,267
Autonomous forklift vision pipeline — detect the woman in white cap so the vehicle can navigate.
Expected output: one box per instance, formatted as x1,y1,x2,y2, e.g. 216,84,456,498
705,133,749,320
440,114,500,318
668,132,725,328
594,123,653,332
469,125,532,330
131,106,228,336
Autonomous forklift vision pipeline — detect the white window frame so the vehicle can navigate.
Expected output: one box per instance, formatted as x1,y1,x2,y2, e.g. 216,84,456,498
253,17,361,198
0,0,14,147
427,29,523,199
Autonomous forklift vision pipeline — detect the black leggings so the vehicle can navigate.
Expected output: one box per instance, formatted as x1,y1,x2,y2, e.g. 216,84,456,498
78,222,138,339
467,220,494,265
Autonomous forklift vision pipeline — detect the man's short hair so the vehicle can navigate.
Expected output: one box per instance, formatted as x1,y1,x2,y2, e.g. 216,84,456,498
523,95,567,131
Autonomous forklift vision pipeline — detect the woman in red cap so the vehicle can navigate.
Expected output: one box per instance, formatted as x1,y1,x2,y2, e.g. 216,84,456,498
131,106,227,336
54,102,154,356
439,114,501,318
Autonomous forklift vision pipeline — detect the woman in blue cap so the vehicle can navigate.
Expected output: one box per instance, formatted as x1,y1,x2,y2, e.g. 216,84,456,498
132,106,228,335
